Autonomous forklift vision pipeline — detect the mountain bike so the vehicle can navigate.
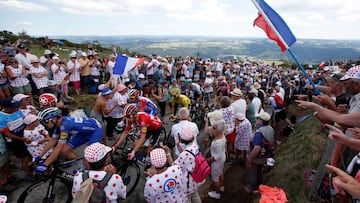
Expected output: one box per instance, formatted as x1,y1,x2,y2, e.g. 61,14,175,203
17,157,83,203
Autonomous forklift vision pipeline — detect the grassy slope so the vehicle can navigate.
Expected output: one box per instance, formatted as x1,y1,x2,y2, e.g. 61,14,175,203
263,107,327,202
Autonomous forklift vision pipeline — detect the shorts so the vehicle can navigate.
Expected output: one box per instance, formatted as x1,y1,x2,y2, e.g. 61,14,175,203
67,128,104,148
72,81,80,90
274,109,287,123
145,126,163,146
7,140,30,159
226,131,235,143
10,84,32,94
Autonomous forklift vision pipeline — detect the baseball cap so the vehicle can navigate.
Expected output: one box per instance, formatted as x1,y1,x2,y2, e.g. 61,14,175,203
150,148,167,168
44,49,51,55
23,114,38,125
0,97,21,108
17,43,26,49
340,65,360,81
256,112,271,122
84,142,112,163
179,126,195,141
13,93,29,102
101,87,112,96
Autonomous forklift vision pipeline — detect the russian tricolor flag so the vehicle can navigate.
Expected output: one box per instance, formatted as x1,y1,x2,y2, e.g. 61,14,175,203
252,0,296,52
113,55,145,75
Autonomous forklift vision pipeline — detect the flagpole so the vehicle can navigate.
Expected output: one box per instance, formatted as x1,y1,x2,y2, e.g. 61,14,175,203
287,48,320,95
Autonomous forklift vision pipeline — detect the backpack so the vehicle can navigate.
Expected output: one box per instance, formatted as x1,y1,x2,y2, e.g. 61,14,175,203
185,150,211,183
259,135,275,158
72,172,113,203
273,93,285,109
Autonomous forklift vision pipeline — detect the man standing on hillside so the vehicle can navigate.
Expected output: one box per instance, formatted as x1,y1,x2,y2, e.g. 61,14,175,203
79,52,90,93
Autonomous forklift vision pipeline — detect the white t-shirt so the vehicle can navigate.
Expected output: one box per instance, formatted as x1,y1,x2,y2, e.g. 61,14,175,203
171,120,199,156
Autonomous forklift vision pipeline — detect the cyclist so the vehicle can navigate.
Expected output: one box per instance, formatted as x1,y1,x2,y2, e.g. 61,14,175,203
113,104,163,160
170,92,191,122
34,107,104,173
127,89,158,116
185,79,203,105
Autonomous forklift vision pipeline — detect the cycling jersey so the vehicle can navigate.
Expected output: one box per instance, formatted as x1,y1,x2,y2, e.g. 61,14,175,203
137,96,158,116
53,116,103,148
172,94,191,108
189,83,202,101
125,112,162,137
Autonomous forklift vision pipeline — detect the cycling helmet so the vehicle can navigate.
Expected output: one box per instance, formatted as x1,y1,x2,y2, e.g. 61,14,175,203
124,103,138,117
184,79,192,85
128,89,140,99
38,107,62,123
39,93,58,108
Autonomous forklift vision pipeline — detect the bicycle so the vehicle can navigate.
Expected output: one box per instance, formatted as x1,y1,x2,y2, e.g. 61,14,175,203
111,124,167,196
17,157,83,203
189,101,206,130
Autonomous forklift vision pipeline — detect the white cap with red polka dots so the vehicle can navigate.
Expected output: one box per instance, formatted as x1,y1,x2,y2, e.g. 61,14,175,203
150,148,167,168
84,142,112,163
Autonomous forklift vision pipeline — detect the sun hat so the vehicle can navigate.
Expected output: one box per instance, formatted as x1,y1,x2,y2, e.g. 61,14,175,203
31,57,40,64
52,56,59,60
275,81,282,87
230,88,243,97
249,88,258,96
253,82,261,90
138,73,145,79
235,113,246,121
150,148,167,168
44,49,51,55
13,93,29,102
0,97,21,108
81,52,87,57
117,84,127,92
84,142,112,163
256,112,271,122
207,110,223,126
340,65,360,81
101,87,112,96
23,114,38,125
179,126,195,141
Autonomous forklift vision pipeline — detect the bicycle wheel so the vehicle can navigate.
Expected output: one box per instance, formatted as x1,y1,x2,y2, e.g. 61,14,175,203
18,176,72,203
117,161,140,197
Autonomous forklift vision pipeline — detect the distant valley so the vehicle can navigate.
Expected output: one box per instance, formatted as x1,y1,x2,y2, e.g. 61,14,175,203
56,35,360,64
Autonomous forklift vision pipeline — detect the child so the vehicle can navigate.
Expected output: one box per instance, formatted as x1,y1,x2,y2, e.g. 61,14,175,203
23,114,52,160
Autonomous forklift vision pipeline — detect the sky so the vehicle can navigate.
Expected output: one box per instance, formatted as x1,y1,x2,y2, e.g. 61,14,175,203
1,0,360,40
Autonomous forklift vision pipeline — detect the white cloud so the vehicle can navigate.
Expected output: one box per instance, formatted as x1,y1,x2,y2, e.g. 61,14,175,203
16,21,33,26
0,0,49,12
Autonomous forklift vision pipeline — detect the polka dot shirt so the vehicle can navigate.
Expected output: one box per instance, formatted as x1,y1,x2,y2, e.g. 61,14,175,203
72,170,127,203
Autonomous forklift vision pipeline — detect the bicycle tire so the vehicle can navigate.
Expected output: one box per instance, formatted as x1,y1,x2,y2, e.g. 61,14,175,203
117,161,141,197
17,176,73,203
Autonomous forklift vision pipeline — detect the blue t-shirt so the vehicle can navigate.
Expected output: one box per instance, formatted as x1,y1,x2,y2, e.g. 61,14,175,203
53,116,102,144
0,110,25,139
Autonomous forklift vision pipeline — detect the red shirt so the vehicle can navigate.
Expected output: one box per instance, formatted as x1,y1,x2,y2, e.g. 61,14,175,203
125,112,162,136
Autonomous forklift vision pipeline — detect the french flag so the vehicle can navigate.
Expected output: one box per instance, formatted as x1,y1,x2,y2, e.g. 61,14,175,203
113,55,145,75
252,0,296,52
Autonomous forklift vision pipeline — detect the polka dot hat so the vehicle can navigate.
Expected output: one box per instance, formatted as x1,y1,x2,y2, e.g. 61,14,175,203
340,65,360,81
23,114,38,125
179,126,195,141
84,142,112,163
150,148,167,168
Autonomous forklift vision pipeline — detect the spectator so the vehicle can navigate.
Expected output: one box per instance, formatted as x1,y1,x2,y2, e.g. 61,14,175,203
234,113,252,164
67,53,81,96
245,93,256,127
0,97,32,179
144,148,187,202
79,52,90,92
30,57,49,94
39,49,53,79
152,81,169,123
51,56,70,99
230,88,247,115
218,96,236,163
267,87,294,130
170,107,199,157
14,43,32,71
206,119,226,199
13,93,37,116
246,112,274,193
0,62,11,100
72,142,127,202
23,114,52,160
5,58,34,105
